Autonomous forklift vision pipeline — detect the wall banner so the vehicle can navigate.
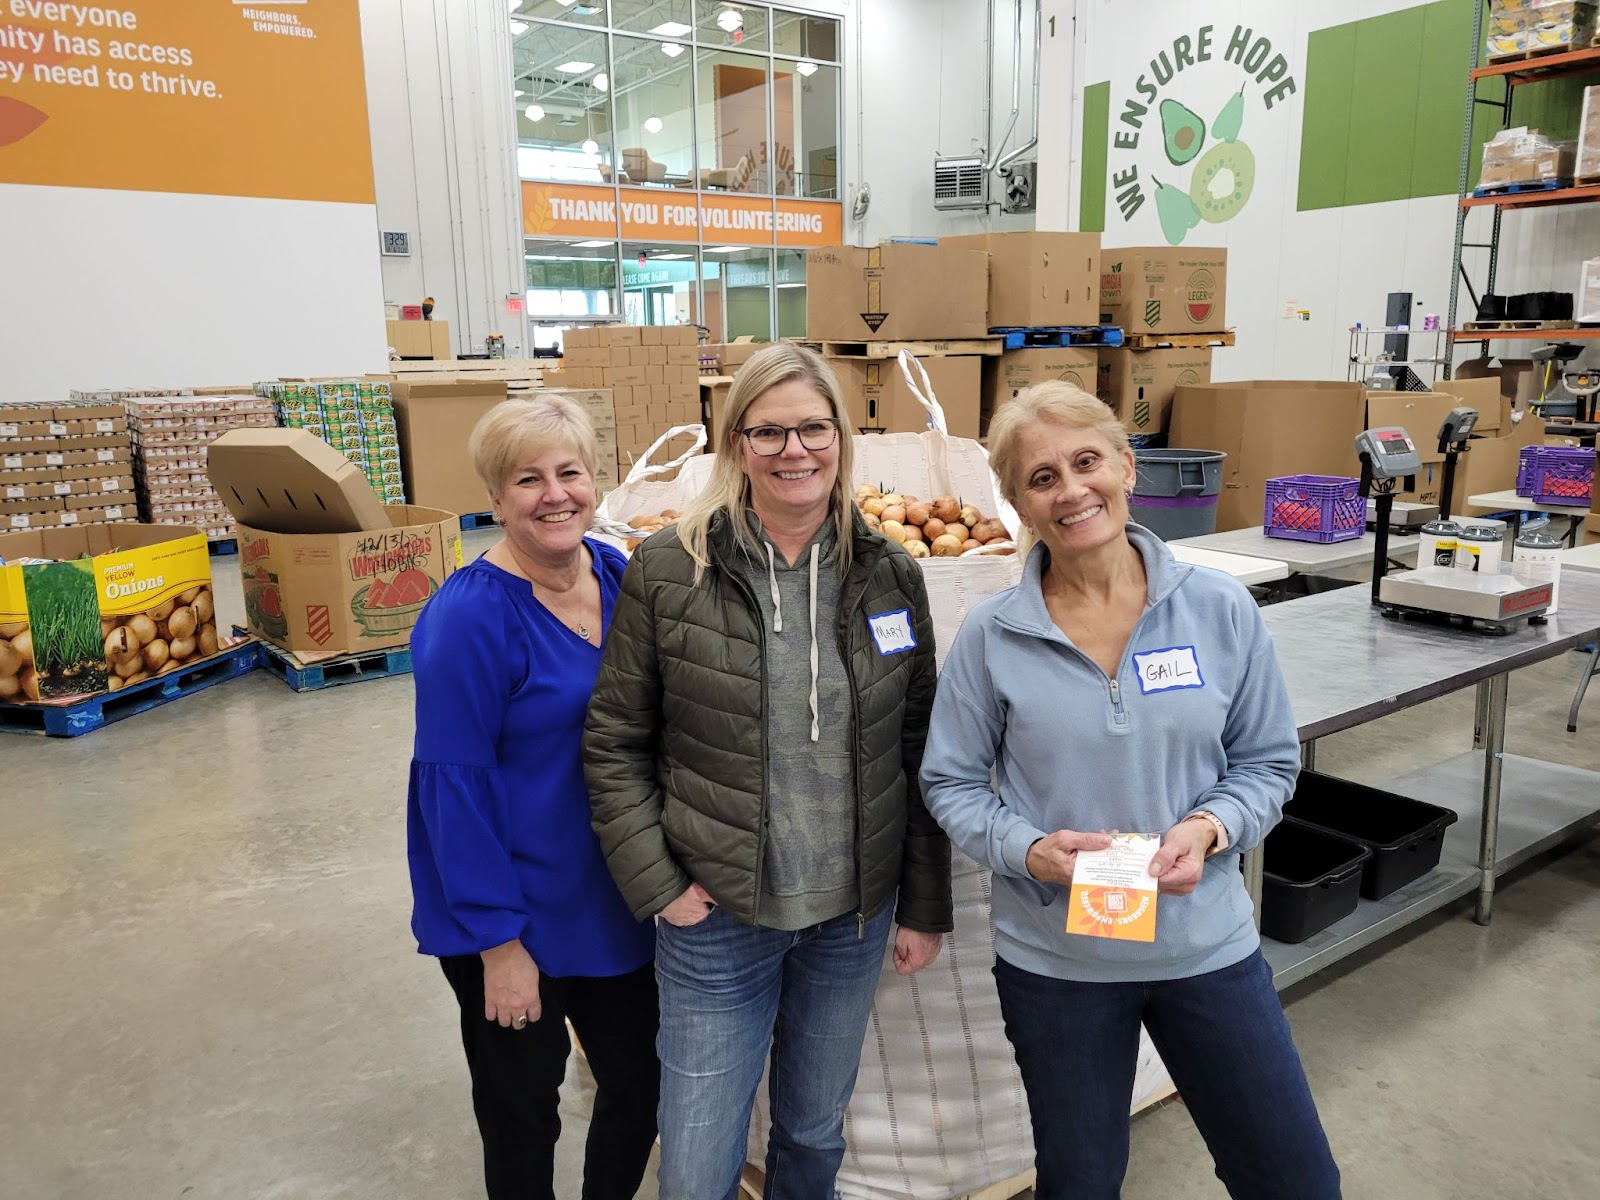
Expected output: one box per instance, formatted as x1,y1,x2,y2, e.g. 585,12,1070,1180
522,180,844,248
0,0,374,204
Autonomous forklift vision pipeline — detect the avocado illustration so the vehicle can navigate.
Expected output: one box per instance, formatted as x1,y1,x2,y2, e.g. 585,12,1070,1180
1153,176,1202,245
1160,98,1206,166
1214,86,1245,143
1189,140,1255,224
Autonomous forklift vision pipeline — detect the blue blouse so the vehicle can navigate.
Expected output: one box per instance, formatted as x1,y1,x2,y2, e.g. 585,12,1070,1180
405,540,655,978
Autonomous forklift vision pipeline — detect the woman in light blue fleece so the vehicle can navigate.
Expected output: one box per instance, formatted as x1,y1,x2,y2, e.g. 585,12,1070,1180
920,383,1340,1200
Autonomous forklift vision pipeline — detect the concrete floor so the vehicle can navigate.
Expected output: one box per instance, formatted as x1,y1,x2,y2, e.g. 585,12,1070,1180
2,529,1597,1199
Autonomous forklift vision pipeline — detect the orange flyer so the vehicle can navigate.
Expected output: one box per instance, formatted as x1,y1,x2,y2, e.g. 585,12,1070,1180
1067,834,1160,943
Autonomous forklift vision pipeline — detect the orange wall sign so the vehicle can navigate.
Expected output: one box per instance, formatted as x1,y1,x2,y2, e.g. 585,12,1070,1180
522,181,843,248
0,1,374,204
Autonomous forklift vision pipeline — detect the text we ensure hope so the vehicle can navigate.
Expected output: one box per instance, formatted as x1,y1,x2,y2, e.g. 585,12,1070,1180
545,195,824,234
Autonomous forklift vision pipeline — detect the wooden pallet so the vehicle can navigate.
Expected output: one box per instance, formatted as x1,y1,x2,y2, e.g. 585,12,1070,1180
254,639,414,692
1487,42,1585,64
992,325,1125,350
1575,174,1600,188
1461,320,1579,332
389,358,546,376
0,642,259,737
813,337,1005,359
1122,330,1237,350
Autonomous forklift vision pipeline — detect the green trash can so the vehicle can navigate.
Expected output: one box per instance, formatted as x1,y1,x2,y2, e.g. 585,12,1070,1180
1130,449,1226,541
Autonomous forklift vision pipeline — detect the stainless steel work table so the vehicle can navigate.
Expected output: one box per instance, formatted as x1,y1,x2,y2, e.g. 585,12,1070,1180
1251,571,1600,989
1173,526,1421,575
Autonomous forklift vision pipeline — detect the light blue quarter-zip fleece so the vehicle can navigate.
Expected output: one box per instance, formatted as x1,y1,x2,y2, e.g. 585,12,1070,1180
920,525,1300,983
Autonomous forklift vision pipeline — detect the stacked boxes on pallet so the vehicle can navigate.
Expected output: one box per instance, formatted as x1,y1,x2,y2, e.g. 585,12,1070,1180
119,389,277,541
559,326,701,481
0,399,138,532
266,380,407,506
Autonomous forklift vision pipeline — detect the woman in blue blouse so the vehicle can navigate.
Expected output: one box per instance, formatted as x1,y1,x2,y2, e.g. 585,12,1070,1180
407,396,658,1200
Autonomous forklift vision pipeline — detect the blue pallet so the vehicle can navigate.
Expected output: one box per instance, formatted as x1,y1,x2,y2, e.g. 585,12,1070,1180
991,325,1126,350
459,511,498,531
209,538,238,556
0,642,259,737
254,639,414,692
1472,178,1569,197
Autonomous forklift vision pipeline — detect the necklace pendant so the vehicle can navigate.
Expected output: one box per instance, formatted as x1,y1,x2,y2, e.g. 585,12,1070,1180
578,625,590,640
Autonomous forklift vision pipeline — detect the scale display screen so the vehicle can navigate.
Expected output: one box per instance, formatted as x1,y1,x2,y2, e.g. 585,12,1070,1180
1358,426,1423,478
1379,432,1413,455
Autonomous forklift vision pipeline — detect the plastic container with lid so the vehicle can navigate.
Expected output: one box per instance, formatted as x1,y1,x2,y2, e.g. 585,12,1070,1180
1419,519,1463,569
1513,529,1563,615
1454,525,1503,575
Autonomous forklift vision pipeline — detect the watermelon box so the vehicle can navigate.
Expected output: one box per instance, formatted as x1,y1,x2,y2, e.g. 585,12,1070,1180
208,429,461,659
1099,246,1228,336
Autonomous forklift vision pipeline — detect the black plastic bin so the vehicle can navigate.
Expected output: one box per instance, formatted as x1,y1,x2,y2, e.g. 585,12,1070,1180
1261,818,1372,944
1283,771,1459,901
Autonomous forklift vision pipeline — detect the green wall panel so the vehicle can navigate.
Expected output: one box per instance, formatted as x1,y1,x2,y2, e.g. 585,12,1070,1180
1080,81,1110,233
1298,22,1357,210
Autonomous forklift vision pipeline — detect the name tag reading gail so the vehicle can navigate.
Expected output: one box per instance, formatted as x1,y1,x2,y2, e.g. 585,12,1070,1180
868,609,917,656
1132,645,1204,695
1067,833,1160,943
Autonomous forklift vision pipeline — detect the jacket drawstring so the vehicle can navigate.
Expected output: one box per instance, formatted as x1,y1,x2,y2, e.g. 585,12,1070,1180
807,543,820,743
764,542,783,633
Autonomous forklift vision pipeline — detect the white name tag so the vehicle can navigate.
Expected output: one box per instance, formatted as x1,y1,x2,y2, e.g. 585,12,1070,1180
868,608,917,656
1132,646,1204,694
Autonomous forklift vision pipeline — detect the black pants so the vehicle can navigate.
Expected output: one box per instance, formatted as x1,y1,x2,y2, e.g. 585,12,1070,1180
439,955,660,1200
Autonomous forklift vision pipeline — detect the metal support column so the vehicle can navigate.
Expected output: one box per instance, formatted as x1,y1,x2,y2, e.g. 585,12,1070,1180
1474,671,1510,926
1473,678,1491,749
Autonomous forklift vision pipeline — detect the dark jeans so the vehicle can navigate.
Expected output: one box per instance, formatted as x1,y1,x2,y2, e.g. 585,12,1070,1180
994,950,1341,1200
439,955,660,1200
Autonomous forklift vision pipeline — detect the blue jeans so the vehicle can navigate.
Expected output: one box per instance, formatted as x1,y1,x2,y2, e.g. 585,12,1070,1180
995,950,1341,1200
654,903,893,1200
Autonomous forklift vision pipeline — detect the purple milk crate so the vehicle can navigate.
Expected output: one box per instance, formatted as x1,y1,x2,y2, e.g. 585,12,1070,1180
1263,475,1366,544
1515,446,1595,507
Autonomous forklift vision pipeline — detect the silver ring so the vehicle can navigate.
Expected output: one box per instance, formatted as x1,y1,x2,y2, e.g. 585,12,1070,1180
513,1015,529,1030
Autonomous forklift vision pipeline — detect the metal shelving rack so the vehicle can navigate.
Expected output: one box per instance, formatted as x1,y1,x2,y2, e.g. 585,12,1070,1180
1444,5,1600,376
1348,326,1448,389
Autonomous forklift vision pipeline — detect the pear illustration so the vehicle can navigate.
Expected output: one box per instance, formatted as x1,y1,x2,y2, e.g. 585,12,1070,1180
1153,176,1202,245
1214,86,1245,144
1160,98,1206,166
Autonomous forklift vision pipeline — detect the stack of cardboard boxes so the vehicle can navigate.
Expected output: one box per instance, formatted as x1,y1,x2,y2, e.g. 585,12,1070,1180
266,380,408,507
0,399,139,532
560,326,701,481
118,389,279,541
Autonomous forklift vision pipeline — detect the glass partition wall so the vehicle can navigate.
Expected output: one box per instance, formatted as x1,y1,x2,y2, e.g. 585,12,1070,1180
512,2,844,344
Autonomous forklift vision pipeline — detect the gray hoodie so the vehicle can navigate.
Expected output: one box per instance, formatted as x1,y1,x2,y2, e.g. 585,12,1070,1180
920,526,1300,983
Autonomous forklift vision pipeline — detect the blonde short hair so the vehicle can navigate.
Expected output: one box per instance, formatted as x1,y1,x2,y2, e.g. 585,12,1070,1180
468,395,600,500
674,343,857,581
987,381,1132,506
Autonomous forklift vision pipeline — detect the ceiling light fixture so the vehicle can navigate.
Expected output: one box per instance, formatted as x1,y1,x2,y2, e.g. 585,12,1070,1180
661,41,686,57
796,60,819,77
524,103,545,121
593,72,609,92
509,19,528,35
705,245,747,253
573,240,615,248
643,115,664,133
555,60,596,73
581,138,600,156
655,253,692,260
650,21,694,37
716,8,744,33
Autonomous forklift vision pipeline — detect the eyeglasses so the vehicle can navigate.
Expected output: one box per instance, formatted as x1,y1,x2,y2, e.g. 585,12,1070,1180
736,418,840,457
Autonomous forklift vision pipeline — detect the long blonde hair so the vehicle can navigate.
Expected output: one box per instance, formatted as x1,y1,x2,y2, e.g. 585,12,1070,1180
675,343,856,581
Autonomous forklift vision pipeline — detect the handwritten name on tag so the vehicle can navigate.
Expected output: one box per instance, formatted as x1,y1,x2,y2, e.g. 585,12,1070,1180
1132,646,1204,694
868,609,917,656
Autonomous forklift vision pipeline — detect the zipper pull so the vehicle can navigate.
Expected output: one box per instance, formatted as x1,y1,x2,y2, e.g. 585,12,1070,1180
857,911,865,940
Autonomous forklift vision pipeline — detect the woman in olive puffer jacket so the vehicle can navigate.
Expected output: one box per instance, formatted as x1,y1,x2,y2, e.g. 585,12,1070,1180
584,343,953,1200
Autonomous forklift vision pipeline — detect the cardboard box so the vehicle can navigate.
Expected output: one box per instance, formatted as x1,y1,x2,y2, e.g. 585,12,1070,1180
1096,347,1214,436
830,356,983,441
1579,513,1600,544
389,378,508,517
1100,247,1228,335
983,347,1098,434
941,232,1102,329
0,523,215,700
1169,381,1367,532
386,318,453,360
805,244,989,341
210,431,461,654
1365,389,1517,512
1430,376,1508,433
1480,129,1575,189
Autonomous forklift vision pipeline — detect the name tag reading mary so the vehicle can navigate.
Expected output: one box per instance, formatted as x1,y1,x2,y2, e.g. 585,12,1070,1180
1132,646,1204,694
868,609,917,656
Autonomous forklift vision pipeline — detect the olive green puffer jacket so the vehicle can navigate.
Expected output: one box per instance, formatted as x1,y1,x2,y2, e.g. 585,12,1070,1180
584,509,953,934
